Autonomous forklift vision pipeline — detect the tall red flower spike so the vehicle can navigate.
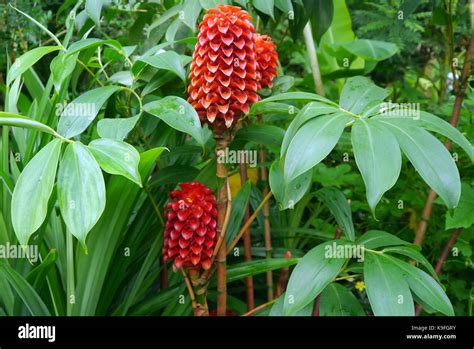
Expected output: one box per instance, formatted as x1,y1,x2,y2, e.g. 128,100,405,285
254,33,278,89
163,182,218,271
188,4,259,130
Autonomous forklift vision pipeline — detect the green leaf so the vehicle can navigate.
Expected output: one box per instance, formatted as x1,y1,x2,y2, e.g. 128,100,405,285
50,53,78,92
284,112,351,181
284,240,348,315
341,39,398,61
0,112,59,138
138,51,187,82
364,252,414,316
85,0,103,26
386,255,454,316
143,96,206,147
57,85,120,139
97,115,139,141
7,46,62,85
108,71,133,87
226,182,252,245
382,246,437,279
57,142,106,250
269,158,311,210
11,139,62,246
315,187,355,241
357,230,409,249
0,261,51,316
339,76,389,115
376,118,461,209
253,0,274,20
200,0,229,9
352,119,401,213
270,292,313,316
66,38,122,56
306,0,334,42
183,0,202,31
234,124,285,151
251,92,336,115
418,111,474,161
281,102,340,155
88,139,142,187
319,283,365,316
446,183,474,229
274,0,293,14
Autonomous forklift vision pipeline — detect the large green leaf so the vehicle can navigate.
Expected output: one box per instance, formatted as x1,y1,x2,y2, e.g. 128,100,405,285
250,92,336,115
319,282,365,316
57,85,120,139
234,124,285,152
307,0,334,42
0,112,59,138
57,142,106,249
284,240,348,315
385,255,454,316
253,0,274,20
269,158,312,210
315,187,354,241
88,139,141,187
183,0,202,31
138,51,187,82
7,46,62,85
284,112,351,181
12,139,62,246
0,260,51,316
352,119,401,213
418,111,474,161
382,246,437,279
357,230,409,249
226,181,252,245
270,292,314,316
341,39,398,61
376,118,461,209
97,115,139,141
339,76,389,115
143,96,206,147
364,252,414,316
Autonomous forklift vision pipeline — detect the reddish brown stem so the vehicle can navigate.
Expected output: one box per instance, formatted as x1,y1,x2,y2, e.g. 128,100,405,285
240,158,255,311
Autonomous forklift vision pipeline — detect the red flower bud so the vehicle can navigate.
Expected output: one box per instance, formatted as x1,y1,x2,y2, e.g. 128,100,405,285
254,33,278,89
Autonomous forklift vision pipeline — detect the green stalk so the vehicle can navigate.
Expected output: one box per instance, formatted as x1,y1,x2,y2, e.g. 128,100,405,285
66,229,75,316
2,126,10,232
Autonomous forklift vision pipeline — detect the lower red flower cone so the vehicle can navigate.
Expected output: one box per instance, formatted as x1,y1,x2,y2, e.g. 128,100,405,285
163,182,218,271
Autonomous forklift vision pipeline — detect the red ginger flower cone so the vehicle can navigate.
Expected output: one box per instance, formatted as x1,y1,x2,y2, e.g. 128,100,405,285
188,4,259,130
163,182,218,271
254,33,279,89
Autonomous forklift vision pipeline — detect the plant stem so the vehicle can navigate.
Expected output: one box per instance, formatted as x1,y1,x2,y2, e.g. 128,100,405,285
258,124,274,301
188,268,209,316
239,157,255,310
66,230,75,316
227,191,273,254
303,22,325,96
414,3,474,246
242,299,277,316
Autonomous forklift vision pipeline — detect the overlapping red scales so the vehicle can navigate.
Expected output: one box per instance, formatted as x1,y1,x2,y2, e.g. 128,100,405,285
188,4,259,130
163,182,218,271
254,33,278,89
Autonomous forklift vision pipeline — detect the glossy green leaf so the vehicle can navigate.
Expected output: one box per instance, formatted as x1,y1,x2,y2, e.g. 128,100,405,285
376,118,461,209
88,139,141,186
446,183,474,229
315,187,355,241
357,230,409,249
226,181,252,245
319,282,365,316
12,139,62,246
57,85,120,138
57,142,106,250
97,115,139,141
364,252,414,316
284,240,348,315
143,96,206,147
0,112,59,138
138,51,187,82
352,119,401,213
342,39,398,61
270,292,313,316
86,0,103,26
253,0,274,19
382,246,437,279
284,112,351,181
339,76,389,115
7,46,62,85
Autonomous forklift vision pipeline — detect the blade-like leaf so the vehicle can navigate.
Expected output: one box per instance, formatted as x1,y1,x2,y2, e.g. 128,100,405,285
226,181,252,245
284,113,351,181
12,139,62,245
58,85,120,139
0,112,59,139
319,282,365,316
352,119,401,213
143,96,206,147
376,118,461,209
88,139,142,186
364,252,414,316
57,142,106,249
357,230,409,249
97,115,139,141
315,187,355,241
270,292,313,316
138,51,187,82
284,240,348,315
382,246,437,279
339,76,389,115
